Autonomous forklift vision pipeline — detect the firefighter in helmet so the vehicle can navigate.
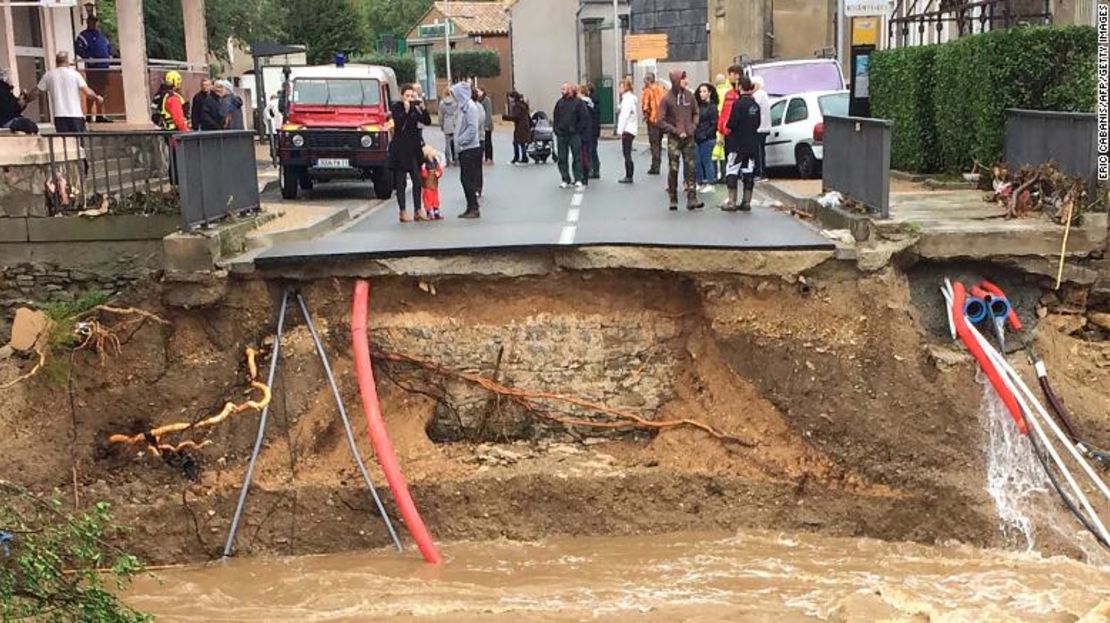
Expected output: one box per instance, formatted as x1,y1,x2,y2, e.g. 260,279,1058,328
153,70,189,132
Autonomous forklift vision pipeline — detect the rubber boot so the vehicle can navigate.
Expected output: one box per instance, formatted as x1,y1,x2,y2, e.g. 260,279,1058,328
720,188,738,212
668,193,678,211
686,191,703,211
739,188,753,212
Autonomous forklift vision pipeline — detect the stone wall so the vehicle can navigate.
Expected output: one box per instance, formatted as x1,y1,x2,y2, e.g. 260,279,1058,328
372,311,684,441
0,262,146,337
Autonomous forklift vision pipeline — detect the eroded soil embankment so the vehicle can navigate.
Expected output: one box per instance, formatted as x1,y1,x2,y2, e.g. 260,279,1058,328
1,267,1078,564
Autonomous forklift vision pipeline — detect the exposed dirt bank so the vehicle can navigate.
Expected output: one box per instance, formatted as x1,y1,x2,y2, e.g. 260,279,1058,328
1,265,1107,565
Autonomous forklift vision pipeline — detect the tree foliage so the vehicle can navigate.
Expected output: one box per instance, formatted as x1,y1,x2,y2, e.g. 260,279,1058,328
0,482,148,622
286,0,370,64
434,49,501,80
353,53,418,84
363,0,434,41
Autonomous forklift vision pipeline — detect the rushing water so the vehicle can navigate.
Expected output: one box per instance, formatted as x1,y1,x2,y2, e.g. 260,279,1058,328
127,530,1110,622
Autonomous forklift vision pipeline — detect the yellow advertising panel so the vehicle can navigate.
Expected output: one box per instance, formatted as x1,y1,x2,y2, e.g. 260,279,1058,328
852,17,879,46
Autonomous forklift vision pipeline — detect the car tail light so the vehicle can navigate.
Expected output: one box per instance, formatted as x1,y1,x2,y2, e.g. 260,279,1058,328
813,122,825,144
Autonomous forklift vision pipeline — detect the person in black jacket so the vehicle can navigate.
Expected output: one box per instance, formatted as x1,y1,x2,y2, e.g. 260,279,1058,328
389,83,433,222
0,69,36,134
693,83,718,193
581,83,602,179
722,77,761,212
552,83,588,188
189,79,222,131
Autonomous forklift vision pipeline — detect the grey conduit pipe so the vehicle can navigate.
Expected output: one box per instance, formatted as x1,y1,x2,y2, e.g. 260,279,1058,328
222,289,291,560
296,293,403,552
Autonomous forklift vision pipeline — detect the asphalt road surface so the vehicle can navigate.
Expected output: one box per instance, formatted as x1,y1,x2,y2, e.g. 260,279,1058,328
258,128,831,264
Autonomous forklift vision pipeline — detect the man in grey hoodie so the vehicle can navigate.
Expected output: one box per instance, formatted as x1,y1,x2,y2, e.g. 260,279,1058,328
452,81,483,218
439,88,458,166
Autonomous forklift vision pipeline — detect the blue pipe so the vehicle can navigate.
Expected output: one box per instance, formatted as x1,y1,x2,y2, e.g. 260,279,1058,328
964,296,989,325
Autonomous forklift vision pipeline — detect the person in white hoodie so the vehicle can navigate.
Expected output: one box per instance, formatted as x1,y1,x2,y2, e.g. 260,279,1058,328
616,78,639,184
751,75,772,180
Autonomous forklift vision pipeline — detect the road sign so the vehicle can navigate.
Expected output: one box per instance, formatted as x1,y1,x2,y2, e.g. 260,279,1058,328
844,0,894,16
625,33,668,61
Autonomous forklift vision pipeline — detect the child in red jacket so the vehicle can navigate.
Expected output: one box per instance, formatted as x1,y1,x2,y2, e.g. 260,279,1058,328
420,145,444,221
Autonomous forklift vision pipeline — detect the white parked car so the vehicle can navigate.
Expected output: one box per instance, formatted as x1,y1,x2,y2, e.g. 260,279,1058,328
764,90,848,178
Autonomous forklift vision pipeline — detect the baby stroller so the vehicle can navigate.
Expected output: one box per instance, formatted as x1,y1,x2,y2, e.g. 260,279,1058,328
527,111,555,164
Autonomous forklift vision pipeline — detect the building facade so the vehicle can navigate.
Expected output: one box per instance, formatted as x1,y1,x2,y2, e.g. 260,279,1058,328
406,1,512,116
630,0,708,84
0,0,207,126
508,0,629,119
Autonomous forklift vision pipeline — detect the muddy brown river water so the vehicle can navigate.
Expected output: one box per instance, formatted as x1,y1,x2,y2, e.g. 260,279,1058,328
127,530,1110,622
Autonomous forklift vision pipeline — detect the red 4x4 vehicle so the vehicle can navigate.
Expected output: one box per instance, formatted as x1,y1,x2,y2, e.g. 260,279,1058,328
277,64,399,200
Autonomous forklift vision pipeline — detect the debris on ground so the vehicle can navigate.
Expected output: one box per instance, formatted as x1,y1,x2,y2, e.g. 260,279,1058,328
984,162,1087,222
8,308,47,352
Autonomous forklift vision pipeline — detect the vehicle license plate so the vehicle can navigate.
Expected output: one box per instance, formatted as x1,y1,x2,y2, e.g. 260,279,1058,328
315,158,349,168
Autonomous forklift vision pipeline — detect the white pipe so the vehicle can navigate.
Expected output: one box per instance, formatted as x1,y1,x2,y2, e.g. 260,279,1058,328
968,320,1110,544
979,327,1110,504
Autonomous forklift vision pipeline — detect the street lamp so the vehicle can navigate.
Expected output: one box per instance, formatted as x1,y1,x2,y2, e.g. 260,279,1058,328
443,0,452,85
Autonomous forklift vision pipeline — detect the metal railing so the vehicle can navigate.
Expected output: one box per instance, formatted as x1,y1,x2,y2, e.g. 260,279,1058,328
822,115,892,219
43,129,260,229
887,0,1052,48
175,130,261,229
1004,108,1098,199
44,130,177,215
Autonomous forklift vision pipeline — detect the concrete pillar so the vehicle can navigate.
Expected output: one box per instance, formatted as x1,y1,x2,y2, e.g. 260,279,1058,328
0,5,18,86
116,0,149,125
181,0,207,69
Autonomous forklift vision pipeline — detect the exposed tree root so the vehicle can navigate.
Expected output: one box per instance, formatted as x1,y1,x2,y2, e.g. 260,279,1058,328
375,350,756,447
107,348,270,460
0,346,46,390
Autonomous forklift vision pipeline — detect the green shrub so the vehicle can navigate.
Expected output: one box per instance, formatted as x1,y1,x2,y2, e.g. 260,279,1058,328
433,49,501,80
353,53,417,85
871,45,939,172
871,25,1096,173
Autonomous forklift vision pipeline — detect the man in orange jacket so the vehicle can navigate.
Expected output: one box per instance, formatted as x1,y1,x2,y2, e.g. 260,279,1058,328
639,73,667,175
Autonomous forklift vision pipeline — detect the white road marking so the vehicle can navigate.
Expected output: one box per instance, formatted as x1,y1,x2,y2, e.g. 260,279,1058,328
570,194,583,207
559,224,577,245
566,207,580,223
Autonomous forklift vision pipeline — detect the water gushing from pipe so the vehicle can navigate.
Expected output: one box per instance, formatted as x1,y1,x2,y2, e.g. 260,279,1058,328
979,386,1047,550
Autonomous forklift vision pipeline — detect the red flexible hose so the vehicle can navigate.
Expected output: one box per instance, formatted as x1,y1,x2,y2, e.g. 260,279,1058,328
951,282,1029,435
351,280,442,564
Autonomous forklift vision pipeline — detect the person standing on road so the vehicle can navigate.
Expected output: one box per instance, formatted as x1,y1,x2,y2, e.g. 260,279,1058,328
582,83,601,179
751,75,772,180
656,70,701,211
576,84,599,186
553,83,587,189
640,73,667,175
616,78,639,184
722,77,761,212
439,87,459,166
694,83,719,194
452,81,484,218
24,51,103,133
477,87,494,164
713,73,730,183
389,83,433,222
506,91,531,165
74,15,112,123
